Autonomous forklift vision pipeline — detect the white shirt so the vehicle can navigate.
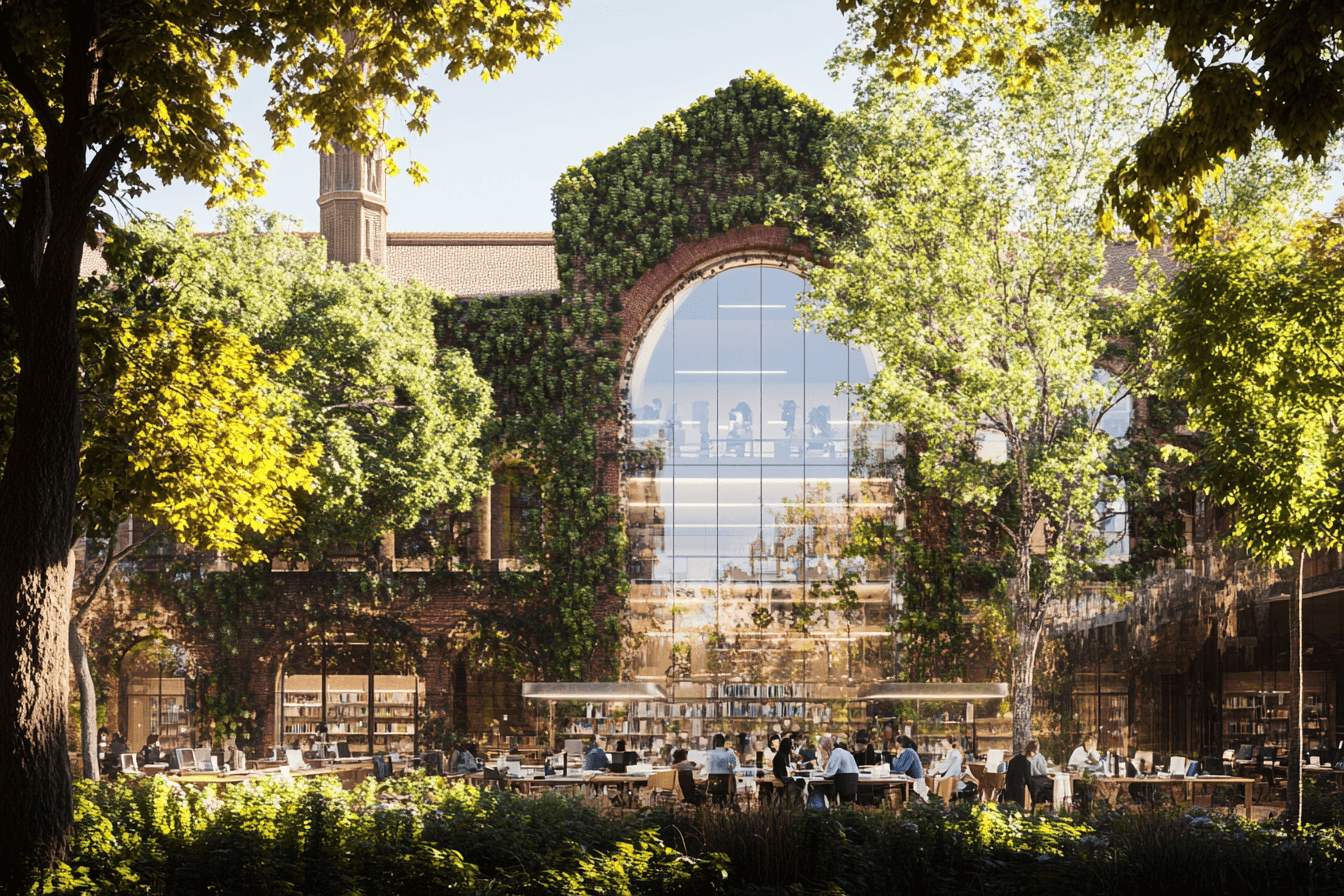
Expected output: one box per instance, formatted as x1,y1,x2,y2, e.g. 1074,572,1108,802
934,747,967,790
1068,746,1101,767
824,746,859,777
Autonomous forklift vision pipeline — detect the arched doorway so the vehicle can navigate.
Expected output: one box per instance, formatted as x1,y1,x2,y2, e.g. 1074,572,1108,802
120,637,197,752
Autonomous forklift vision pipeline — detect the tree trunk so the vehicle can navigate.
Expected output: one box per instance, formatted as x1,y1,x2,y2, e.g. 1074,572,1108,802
70,616,99,782
0,229,86,870
1288,547,1305,824
1011,608,1042,755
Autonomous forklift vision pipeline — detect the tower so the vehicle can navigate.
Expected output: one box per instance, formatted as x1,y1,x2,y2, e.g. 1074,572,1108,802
317,143,387,267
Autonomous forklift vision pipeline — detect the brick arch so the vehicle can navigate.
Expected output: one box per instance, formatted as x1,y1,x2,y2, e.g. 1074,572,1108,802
596,225,815,505
613,225,816,389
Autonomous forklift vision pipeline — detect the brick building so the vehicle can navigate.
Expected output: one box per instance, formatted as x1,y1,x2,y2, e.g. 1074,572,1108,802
78,74,1344,770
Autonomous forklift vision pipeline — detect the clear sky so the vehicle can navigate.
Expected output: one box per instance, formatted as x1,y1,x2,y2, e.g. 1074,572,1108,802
136,0,858,233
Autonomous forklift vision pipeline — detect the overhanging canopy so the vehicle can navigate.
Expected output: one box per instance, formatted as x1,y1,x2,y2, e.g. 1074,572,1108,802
522,682,668,702
856,682,1008,701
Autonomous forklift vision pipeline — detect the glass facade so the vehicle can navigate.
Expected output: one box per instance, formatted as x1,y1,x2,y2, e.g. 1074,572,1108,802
624,263,900,693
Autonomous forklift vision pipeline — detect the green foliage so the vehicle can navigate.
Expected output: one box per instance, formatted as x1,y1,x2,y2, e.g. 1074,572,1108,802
0,0,567,209
103,208,493,556
1160,223,1344,567
831,0,1342,245
553,71,833,310
33,775,1344,895
435,73,833,678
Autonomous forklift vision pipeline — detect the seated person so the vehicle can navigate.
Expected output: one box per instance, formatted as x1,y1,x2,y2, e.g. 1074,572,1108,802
1068,735,1103,769
706,733,738,774
772,736,807,800
763,734,780,765
608,739,638,771
104,732,128,775
931,736,973,797
821,735,858,778
797,738,818,766
1005,739,1053,806
889,734,924,780
138,734,162,766
582,738,610,771
857,738,879,767
670,748,698,770
450,743,479,774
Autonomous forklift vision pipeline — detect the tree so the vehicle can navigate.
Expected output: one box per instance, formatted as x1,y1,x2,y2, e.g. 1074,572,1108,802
114,209,493,557
65,304,320,784
833,0,1344,243
792,14,1167,752
1160,208,1344,823
59,209,493,783
0,2,564,865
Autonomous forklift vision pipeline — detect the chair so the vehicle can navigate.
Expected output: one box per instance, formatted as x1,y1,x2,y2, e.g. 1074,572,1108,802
933,775,957,803
834,772,859,805
706,772,737,806
648,770,677,806
421,750,444,776
372,754,394,782
676,769,703,805
335,741,352,759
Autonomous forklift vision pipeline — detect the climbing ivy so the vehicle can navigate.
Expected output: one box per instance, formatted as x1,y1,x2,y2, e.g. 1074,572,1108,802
437,72,835,679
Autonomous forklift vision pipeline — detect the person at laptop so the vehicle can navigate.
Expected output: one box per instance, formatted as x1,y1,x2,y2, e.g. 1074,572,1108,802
582,737,610,771
138,734,162,767
671,748,698,771
1068,735,1102,769
450,742,479,774
706,733,738,774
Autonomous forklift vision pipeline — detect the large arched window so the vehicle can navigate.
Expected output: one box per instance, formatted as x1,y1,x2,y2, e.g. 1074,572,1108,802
624,262,899,689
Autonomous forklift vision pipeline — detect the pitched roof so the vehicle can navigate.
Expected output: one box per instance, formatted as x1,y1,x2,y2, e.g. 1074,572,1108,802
385,231,559,297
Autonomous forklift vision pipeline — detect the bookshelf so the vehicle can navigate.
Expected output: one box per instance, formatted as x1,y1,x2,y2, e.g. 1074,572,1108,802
1221,671,1335,752
279,674,422,754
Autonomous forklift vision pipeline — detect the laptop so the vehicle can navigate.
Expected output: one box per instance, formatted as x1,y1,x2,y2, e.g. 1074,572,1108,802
1184,761,1201,778
286,748,307,771
1169,755,1187,776
174,748,196,772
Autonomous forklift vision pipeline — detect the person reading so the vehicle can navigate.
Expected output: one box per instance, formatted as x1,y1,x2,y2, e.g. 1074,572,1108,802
820,735,860,803
1068,736,1102,769
889,734,924,780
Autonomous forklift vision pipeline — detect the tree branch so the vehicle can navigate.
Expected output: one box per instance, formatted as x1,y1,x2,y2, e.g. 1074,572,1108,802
73,526,167,622
0,17,61,137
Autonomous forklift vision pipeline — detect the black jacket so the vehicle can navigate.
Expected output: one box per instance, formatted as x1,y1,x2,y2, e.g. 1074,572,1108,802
1005,754,1033,805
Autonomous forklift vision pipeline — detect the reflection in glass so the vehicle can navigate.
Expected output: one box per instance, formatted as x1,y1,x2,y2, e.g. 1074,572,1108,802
625,264,900,692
